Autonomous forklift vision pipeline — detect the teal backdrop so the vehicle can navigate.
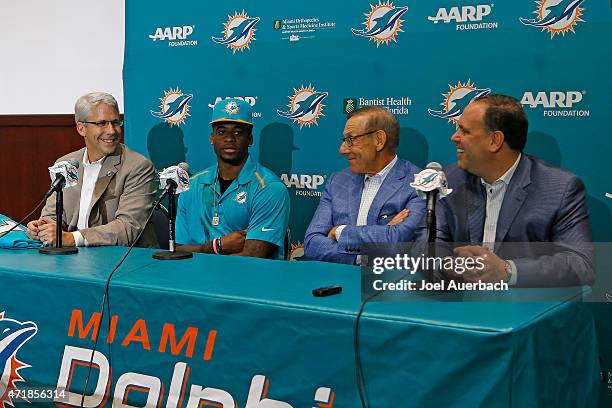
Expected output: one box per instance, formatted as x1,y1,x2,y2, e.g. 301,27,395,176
123,1,612,403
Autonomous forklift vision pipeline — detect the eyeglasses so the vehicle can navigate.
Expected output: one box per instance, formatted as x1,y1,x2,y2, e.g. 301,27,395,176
80,119,123,128
341,129,378,147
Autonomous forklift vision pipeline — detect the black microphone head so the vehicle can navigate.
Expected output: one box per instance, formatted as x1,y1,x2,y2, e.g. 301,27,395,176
177,162,190,173
426,162,442,171
68,159,80,169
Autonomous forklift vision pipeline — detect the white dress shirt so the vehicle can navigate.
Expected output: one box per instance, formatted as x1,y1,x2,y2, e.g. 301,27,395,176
71,149,105,246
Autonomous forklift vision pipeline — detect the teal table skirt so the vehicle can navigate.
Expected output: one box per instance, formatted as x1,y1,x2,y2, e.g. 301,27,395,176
0,247,599,407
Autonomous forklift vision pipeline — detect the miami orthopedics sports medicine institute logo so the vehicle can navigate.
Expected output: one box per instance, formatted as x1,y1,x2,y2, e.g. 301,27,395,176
428,80,491,124
212,10,260,53
150,88,193,126
0,312,38,408
352,1,408,46
277,85,328,128
519,0,585,38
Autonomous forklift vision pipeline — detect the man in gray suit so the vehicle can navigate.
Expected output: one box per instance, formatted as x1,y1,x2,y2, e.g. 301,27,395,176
432,94,594,287
26,92,157,247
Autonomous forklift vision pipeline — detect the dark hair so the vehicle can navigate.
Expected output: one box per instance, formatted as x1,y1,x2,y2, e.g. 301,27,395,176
348,106,400,149
473,94,528,151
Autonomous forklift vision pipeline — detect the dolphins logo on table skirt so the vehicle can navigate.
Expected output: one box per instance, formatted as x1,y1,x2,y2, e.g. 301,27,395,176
212,11,260,53
0,312,38,408
428,80,491,124
277,85,328,129
351,1,408,47
519,0,586,39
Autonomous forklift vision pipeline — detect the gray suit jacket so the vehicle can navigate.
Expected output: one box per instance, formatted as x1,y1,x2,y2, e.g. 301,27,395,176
41,144,158,247
427,154,594,287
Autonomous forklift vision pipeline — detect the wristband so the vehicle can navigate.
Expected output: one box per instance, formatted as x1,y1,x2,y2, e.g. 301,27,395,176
217,237,224,254
212,237,219,254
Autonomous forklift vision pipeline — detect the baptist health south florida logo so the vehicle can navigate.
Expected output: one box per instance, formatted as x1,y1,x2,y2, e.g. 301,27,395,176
277,85,328,128
148,25,197,47
521,90,589,117
428,80,491,124
150,88,193,126
519,0,585,38
0,312,38,408
212,11,260,53
352,1,408,46
428,4,498,31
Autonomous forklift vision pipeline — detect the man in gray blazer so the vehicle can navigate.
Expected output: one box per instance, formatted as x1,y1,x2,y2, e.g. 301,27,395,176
26,92,157,247
304,106,425,264
430,94,594,287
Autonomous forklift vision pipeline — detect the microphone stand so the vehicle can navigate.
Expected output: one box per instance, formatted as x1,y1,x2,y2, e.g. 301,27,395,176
153,185,192,260
426,190,440,283
39,179,78,255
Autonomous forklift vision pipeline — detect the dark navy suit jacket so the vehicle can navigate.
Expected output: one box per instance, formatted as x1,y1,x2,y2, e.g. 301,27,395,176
429,154,594,287
304,159,425,264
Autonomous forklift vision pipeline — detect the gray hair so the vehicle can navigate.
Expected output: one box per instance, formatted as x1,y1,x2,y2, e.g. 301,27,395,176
347,106,400,149
74,92,119,123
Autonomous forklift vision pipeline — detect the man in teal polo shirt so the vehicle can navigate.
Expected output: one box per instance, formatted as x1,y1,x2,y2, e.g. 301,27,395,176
176,98,290,259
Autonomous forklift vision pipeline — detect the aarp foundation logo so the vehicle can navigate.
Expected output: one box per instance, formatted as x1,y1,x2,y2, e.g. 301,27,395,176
351,1,408,47
212,11,260,53
277,85,328,128
428,80,490,124
519,0,585,38
150,88,193,127
0,312,38,408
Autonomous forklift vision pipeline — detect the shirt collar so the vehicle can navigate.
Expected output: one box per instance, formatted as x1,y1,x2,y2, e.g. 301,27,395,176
82,148,106,165
365,155,398,182
481,153,521,188
199,155,256,185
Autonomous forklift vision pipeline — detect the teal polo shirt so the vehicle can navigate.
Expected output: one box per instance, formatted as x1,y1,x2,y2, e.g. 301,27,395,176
176,155,290,259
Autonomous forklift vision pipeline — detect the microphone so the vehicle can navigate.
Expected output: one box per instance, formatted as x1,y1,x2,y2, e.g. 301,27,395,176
410,162,453,271
40,159,80,255
153,162,192,260
158,162,190,199
45,160,80,198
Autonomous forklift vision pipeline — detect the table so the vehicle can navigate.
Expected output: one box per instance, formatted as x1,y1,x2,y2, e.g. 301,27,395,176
0,247,600,407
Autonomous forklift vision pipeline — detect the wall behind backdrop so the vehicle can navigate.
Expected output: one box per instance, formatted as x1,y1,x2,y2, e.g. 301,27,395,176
123,0,612,252
0,0,125,113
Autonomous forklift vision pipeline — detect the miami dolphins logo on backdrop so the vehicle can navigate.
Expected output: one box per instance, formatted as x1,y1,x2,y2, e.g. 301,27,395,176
519,0,585,38
0,312,38,408
150,88,193,127
277,85,328,128
351,1,408,47
428,80,491,124
212,11,260,53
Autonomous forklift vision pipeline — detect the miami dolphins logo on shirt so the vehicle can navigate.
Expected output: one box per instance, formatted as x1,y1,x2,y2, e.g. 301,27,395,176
235,191,248,204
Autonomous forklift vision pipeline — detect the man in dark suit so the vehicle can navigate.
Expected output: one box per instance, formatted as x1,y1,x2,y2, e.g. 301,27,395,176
304,106,426,264
26,92,157,247
431,94,594,287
